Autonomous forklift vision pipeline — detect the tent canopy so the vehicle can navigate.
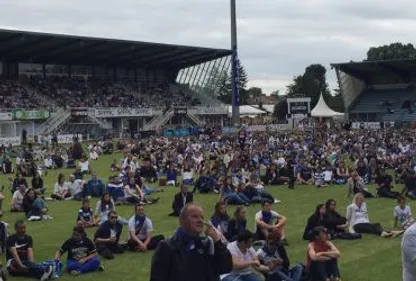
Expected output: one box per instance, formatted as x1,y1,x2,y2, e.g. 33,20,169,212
228,105,267,116
311,94,344,117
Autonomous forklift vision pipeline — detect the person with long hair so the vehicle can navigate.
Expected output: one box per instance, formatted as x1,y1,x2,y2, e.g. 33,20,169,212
303,204,326,241
211,202,230,242
31,173,46,195
220,177,250,206
52,173,71,200
227,206,248,242
22,189,51,221
306,226,341,281
55,225,103,276
346,193,400,237
94,193,128,226
323,199,356,240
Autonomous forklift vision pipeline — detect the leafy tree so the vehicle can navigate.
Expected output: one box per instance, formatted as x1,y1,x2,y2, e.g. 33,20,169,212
273,97,288,120
218,59,249,105
286,64,330,108
247,87,262,98
366,42,416,61
323,88,345,113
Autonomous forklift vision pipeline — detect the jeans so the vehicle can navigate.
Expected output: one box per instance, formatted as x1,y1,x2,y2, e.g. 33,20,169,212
107,187,124,202
225,194,250,205
309,259,340,281
143,187,156,195
222,272,262,281
268,265,303,281
8,260,46,279
66,257,101,274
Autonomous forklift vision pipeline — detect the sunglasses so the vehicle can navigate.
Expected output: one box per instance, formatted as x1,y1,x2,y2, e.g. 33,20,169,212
110,216,118,220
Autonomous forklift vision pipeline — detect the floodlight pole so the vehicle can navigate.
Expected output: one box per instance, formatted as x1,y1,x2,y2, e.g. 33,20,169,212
230,0,240,125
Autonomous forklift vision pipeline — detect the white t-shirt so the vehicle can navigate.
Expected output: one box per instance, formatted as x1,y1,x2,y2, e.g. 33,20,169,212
254,210,279,231
395,205,413,227
12,190,24,205
94,200,115,224
346,203,370,233
54,182,68,195
79,161,89,172
224,241,257,276
323,170,333,181
69,179,84,195
128,216,153,241
402,223,416,281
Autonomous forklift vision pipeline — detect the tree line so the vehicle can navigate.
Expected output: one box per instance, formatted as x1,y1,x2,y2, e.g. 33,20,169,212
217,42,416,120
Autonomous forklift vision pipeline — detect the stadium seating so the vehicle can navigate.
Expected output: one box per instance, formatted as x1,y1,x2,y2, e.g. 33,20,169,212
0,75,201,109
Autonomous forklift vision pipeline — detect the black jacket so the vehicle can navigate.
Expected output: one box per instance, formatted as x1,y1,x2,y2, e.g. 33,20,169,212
323,211,347,234
150,233,232,281
303,213,324,241
94,221,123,243
170,192,193,216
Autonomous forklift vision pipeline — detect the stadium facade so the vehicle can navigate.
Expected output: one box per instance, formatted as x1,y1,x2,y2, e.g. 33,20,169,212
332,59,416,126
0,29,233,143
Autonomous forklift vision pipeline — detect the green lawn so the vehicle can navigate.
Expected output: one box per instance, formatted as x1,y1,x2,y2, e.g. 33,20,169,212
1,153,406,281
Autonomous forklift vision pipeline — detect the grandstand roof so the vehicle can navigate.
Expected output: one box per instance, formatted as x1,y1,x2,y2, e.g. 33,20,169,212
331,59,416,80
0,29,232,69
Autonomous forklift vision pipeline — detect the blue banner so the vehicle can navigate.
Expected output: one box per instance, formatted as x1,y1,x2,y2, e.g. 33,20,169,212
222,126,238,134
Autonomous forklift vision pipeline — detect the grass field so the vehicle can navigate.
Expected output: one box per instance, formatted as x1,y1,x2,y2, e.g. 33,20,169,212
0,153,407,281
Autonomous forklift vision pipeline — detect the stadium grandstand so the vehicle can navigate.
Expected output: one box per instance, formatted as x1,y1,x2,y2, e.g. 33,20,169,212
0,29,232,142
332,59,416,124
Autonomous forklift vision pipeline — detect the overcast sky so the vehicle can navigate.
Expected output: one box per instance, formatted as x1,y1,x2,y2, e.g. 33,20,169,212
1,0,415,95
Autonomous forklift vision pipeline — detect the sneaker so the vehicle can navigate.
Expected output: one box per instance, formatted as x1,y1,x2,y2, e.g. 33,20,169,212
274,199,281,204
40,265,53,281
98,265,105,272
70,270,80,276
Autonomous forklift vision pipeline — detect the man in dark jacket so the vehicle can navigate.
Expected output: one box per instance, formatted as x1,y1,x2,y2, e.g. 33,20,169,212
93,211,124,259
169,183,193,217
150,203,232,281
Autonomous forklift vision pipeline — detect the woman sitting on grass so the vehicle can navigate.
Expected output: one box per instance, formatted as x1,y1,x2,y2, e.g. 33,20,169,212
94,193,128,226
346,193,401,238
303,204,326,241
22,188,52,221
306,226,341,281
52,173,71,200
227,206,248,242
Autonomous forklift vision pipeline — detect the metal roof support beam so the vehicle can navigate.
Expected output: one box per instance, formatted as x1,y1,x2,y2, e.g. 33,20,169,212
177,53,224,69
378,62,411,82
338,65,368,81
38,40,84,59
0,37,52,55
56,42,109,63
134,47,180,63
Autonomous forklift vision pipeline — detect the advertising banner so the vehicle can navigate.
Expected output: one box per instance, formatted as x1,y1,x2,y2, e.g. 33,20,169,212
95,108,153,118
13,110,50,120
0,137,20,146
289,102,309,115
71,108,89,117
0,112,13,121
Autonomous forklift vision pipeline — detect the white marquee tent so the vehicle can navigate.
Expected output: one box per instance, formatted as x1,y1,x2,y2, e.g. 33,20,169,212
311,94,344,117
228,105,267,116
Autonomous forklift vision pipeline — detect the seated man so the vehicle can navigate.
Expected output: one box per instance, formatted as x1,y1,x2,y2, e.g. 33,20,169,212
257,232,303,281
6,220,54,280
375,168,400,199
296,162,313,185
169,183,193,217
55,225,103,276
255,201,287,244
93,211,124,260
127,204,164,252
67,175,86,201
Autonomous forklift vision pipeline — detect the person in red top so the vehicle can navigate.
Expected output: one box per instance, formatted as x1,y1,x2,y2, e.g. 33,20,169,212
306,226,341,281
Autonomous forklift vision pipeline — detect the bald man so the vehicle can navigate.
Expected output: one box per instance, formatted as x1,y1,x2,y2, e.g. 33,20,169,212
150,203,232,281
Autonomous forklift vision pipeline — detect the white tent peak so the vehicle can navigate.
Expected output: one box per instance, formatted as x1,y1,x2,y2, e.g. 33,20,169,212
311,94,344,117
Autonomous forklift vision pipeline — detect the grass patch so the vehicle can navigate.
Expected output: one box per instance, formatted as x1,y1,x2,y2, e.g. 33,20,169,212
1,153,406,280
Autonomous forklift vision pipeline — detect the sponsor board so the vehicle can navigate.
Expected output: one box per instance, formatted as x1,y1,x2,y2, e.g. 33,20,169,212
95,108,153,118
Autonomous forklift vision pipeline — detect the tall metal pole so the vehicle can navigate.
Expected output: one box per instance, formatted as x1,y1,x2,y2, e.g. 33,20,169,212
230,0,240,125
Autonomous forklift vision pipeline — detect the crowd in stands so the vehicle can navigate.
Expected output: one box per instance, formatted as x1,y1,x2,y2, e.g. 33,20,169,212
0,76,201,109
1,124,416,280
